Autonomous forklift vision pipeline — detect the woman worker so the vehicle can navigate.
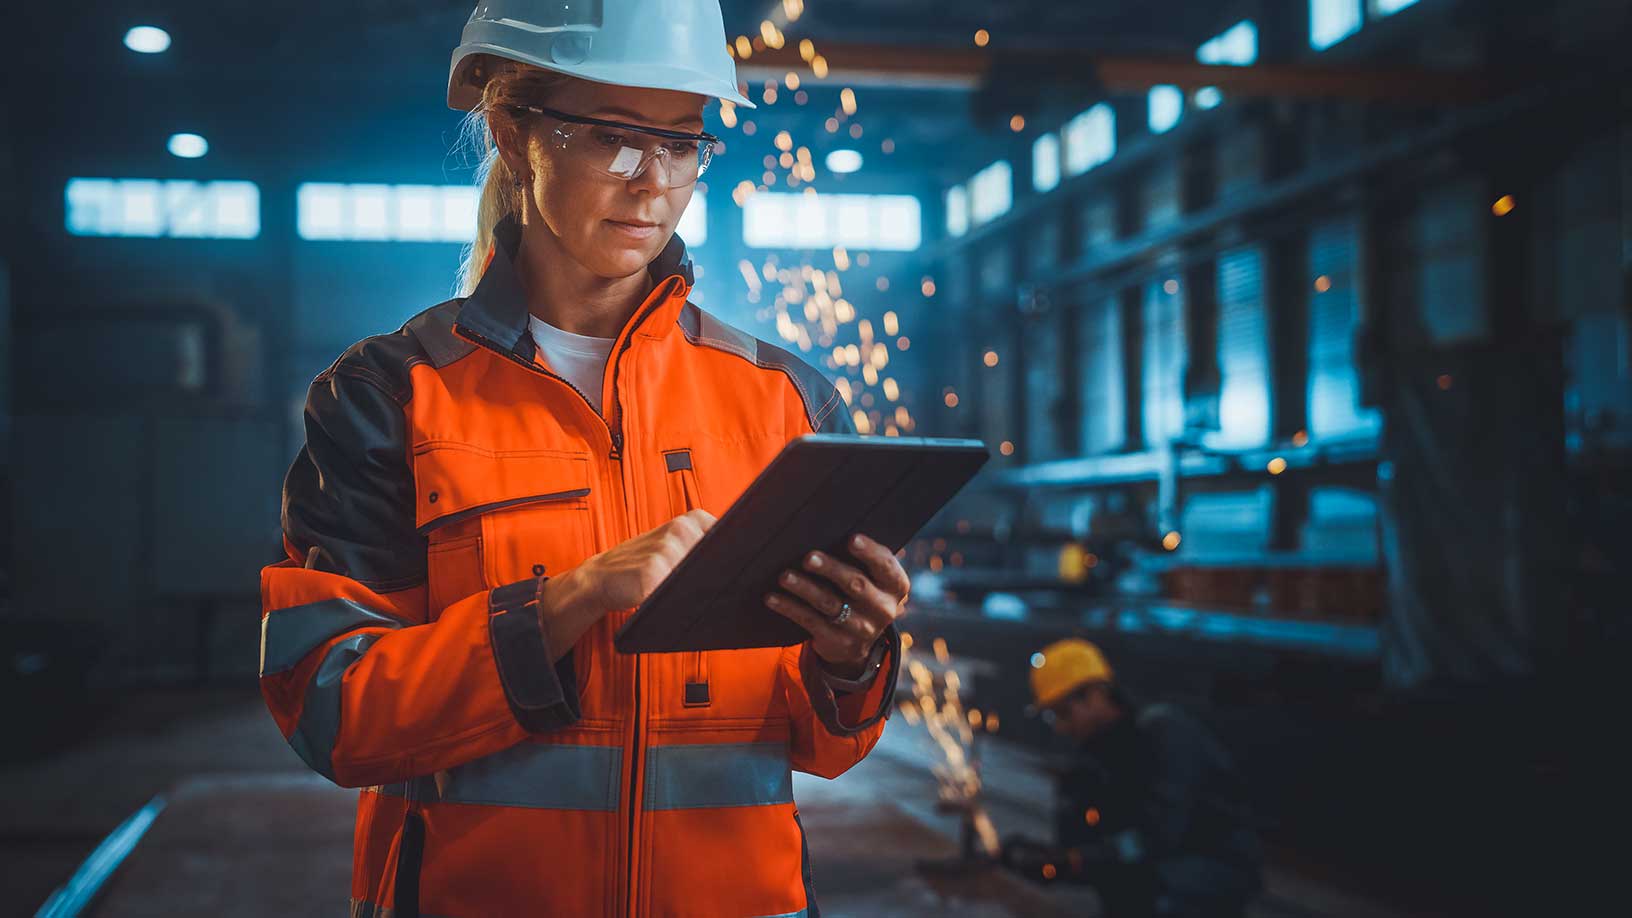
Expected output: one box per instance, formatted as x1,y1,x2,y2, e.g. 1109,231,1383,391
256,2,910,915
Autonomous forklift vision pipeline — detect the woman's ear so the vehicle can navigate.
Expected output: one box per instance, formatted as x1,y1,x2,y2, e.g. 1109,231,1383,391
491,119,530,182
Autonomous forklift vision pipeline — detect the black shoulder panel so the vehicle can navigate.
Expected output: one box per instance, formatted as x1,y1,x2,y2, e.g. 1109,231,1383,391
281,299,474,592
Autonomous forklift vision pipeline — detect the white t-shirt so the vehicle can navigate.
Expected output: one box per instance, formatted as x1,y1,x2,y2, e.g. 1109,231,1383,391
527,314,618,415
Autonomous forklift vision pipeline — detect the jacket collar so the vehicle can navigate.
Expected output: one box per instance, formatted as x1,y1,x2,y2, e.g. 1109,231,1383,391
455,213,695,361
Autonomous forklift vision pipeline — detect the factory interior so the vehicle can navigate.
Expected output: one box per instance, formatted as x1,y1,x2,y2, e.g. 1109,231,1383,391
3,0,1628,915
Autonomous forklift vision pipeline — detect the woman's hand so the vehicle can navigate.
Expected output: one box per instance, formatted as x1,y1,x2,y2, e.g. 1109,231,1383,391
573,508,718,611
763,533,911,677
538,509,716,659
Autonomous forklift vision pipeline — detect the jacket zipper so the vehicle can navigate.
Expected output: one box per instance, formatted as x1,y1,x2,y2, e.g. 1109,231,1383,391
454,292,668,462
454,287,677,917
453,324,620,453
605,296,669,459
626,627,643,917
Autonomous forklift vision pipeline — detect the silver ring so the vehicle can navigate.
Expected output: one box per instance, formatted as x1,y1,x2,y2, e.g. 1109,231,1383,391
833,602,853,625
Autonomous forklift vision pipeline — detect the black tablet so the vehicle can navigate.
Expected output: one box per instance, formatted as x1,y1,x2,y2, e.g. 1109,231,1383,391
612,434,989,654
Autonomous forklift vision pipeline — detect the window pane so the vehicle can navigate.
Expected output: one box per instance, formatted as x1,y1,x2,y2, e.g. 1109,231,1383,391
296,183,479,242
1032,133,1060,193
297,184,346,240
970,160,1012,226
676,190,707,246
64,178,260,239
1311,0,1363,50
744,192,921,251
1064,103,1115,176
946,185,969,238
1197,20,1258,65
1149,85,1184,134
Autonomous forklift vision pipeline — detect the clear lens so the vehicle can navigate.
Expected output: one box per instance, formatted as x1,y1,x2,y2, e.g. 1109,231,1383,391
556,125,711,186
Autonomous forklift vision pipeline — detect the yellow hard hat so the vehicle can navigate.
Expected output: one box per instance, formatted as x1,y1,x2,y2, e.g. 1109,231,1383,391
1028,638,1113,708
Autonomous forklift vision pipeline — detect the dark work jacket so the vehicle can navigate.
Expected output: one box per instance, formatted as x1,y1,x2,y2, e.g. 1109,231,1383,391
1054,703,1262,913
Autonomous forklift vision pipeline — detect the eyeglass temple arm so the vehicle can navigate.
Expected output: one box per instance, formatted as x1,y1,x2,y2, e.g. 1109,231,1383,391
522,105,718,144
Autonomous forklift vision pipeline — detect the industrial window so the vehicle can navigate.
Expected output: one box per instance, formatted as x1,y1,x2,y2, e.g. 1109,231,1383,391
1141,162,1183,230
1198,20,1259,64
65,178,260,239
297,183,478,242
675,191,707,246
1148,85,1184,134
1414,180,1487,344
1063,103,1116,176
742,192,921,251
946,185,970,238
1028,219,1061,275
1079,296,1125,454
977,328,1016,462
1024,312,1066,462
1212,247,1271,449
1142,276,1186,447
1371,0,1419,15
1194,20,1259,110
969,160,1013,226
1310,0,1363,50
1078,198,1118,255
1308,219,1382,440
1032,132,1061,193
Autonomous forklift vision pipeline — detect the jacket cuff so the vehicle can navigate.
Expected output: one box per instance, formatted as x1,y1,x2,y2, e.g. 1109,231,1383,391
800,625,901,737
816,637,888,695
488,576,581,732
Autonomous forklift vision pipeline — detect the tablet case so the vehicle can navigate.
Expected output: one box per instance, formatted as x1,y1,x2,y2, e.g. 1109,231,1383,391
613,435,989,653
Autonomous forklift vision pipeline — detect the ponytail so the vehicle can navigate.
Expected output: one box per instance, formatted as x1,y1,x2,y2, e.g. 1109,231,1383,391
452,56,573,297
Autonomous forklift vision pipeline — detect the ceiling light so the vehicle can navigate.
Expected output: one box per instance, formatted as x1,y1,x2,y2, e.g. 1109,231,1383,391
822,148,861,173
124,26,171,54
168,133,208,159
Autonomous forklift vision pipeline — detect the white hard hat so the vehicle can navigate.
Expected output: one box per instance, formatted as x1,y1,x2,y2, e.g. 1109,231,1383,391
448,0,756,111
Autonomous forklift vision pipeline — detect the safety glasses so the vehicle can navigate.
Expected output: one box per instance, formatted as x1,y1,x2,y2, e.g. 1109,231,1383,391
510,105,721,187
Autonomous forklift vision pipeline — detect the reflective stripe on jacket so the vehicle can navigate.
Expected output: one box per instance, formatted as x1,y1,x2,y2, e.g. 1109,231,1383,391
259,214,900,917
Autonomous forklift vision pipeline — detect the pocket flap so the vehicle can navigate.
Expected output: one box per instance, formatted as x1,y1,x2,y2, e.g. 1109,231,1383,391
414,443,593,534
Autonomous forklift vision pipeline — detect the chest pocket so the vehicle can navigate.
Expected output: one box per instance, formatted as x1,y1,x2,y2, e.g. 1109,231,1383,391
414,443,596,619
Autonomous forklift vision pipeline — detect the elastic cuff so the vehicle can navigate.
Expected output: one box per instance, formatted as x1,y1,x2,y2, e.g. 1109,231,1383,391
488,576,581,732
800,625,901,736
817,637,888,695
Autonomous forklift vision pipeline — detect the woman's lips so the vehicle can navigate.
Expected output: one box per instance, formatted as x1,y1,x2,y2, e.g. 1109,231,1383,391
606,220,659,240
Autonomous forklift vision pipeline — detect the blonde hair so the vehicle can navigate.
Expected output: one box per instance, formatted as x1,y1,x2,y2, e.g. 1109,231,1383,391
453,56,574,297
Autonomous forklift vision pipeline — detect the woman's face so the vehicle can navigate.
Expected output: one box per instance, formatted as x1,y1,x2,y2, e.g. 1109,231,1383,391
513,78,707,280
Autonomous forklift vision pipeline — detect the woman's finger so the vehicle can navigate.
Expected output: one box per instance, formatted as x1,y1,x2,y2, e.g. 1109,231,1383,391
800,550,892,616
844,533,912,601
776,569,846,618
777,570,884,637
763,591,848,642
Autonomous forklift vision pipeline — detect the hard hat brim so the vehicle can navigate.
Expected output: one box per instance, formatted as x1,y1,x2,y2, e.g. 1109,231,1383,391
448,44,758,112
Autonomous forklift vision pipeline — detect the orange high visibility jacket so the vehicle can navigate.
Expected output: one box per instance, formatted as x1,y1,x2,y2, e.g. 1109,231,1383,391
259,215,900,917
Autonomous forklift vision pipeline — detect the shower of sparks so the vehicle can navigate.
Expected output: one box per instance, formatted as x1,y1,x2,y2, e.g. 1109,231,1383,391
724,4,932,438
899,631,1002,856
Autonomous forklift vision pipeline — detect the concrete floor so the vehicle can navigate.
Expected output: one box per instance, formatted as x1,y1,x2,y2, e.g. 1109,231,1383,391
5,688,1412,918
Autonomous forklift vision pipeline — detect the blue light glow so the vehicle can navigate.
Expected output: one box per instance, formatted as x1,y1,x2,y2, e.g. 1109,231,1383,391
65,178,259,239
676,191,707,246
1311,0,1363,50
825,149,863,174
124,26,171,54
1032,133,1060,193
743,192,920,251
969,160,1012,226
297,183,479,242
167,133,208,159
1148,86,1183,134
945,185,969,238
1064,103,1116,176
